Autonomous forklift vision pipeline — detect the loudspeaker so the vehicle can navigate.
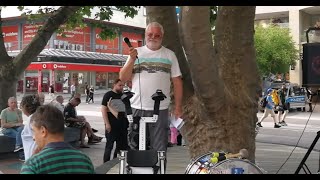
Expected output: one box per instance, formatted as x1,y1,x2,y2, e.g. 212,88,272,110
302,43,320,86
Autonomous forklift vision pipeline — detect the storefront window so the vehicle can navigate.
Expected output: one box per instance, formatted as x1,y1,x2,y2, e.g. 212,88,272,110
96,72,107,89
107,72,119,89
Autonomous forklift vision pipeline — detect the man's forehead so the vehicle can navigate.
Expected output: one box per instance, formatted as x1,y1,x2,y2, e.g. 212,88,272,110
146,26,162,33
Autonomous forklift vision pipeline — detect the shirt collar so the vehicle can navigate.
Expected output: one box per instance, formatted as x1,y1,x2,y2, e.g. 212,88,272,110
44,142,72,149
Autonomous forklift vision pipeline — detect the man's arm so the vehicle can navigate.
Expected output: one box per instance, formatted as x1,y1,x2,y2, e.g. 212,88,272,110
172,76,183,118
1,119,18,128
64,106,82,122
119,47,137,82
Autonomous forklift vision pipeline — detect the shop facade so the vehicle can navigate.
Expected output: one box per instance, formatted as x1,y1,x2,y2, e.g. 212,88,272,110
17,60,124,94
2,16,144,94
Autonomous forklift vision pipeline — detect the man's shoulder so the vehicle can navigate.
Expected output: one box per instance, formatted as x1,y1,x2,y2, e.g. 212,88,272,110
103,91,114,97
161,46,176,55
0,108,8,114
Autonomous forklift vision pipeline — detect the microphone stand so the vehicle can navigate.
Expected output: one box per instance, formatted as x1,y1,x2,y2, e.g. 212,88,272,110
294,131,320,174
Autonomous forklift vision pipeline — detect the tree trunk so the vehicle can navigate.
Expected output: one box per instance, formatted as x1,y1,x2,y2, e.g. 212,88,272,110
0,62,17,110
180,6,258,161
0,6,80,111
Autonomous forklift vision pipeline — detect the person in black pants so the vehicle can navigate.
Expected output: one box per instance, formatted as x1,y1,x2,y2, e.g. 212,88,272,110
306,86,315,112
87,86,94,103
101,79,129,162
85,83,90,103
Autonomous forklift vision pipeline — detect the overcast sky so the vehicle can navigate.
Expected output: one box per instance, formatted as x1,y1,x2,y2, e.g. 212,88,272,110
1,6,58,18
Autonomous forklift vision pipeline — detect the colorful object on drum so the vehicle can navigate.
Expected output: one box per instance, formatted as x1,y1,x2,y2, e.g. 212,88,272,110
185,149,265,174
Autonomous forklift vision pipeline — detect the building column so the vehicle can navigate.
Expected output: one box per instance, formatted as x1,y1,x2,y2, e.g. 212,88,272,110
289,9,302,85
38,69,42,93
50,69,55,88
23,71,26,94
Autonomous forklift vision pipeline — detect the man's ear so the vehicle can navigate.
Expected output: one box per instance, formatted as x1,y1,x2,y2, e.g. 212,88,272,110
40,126,48,137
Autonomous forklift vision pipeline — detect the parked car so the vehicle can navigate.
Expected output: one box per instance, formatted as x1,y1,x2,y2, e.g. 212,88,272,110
285,84,307,112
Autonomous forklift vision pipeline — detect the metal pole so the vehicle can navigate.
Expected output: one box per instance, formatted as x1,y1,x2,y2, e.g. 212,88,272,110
119,150,127,174
295,131,320,174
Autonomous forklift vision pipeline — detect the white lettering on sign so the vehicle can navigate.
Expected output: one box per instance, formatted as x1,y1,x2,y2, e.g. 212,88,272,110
2,32,18,37
129,39,137,43
24,24,42,29
53,64,67,69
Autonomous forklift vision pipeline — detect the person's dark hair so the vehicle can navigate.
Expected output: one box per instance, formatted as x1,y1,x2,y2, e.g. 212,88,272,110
20,94,41,115
73,97,81,103
30,105,64,135
113,78,121,85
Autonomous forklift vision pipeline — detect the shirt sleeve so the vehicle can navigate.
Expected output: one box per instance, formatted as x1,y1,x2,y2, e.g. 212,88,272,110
0,109,6,122
170,52,182,78
20,161,36,174
101,92,111,107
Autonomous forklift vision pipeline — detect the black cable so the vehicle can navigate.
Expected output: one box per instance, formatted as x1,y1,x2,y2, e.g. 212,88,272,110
275,94,318,174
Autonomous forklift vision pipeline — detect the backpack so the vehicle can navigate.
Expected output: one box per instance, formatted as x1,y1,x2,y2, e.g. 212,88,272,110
260,96,268,108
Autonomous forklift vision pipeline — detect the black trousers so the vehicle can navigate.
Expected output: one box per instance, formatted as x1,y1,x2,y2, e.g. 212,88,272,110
103,114,129,163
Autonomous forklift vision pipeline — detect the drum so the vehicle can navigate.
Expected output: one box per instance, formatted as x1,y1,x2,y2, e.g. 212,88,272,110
209,158,265,174
185,152,217,174
185,153,265,174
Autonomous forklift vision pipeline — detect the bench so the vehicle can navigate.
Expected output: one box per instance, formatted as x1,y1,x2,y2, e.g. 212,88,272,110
64,127,80,148
0,127,80,154
0,134,15,154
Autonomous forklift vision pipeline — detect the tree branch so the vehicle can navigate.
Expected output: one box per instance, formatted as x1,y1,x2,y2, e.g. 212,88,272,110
0,8,10,65
145,6,194,98
13,6,81,76
180,6,225,114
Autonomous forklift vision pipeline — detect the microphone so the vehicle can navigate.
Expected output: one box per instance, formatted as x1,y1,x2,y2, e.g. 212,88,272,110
123,37,133,47
123,37,138,59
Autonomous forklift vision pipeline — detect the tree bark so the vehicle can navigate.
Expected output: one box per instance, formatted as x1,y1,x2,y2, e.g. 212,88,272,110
180,6,225,115
214,6,258,161
180,6,258,162
0,6,80,111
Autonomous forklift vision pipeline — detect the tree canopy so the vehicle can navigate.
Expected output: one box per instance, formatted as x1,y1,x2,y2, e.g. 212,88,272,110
254,24,298,76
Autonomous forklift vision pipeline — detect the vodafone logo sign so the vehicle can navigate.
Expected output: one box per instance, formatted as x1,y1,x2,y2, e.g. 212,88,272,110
42,64,47,69
53,64,67,69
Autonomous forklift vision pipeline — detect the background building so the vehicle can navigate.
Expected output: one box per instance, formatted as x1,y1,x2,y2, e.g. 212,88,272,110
2,7,147,94
255,6,320,85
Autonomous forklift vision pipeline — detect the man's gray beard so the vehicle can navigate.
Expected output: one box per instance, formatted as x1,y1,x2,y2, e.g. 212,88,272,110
147,41,162,50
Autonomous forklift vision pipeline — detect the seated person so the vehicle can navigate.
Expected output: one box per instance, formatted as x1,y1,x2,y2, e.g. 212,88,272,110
49,95,64,113
20,105,95,174
0,97,24,152
69,94,98,133
64,98,101,148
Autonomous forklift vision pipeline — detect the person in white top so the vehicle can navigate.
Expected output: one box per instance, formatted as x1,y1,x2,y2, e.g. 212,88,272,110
69,83,76,101
119,22,183,155
20,94,41,161
50,95,64,113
